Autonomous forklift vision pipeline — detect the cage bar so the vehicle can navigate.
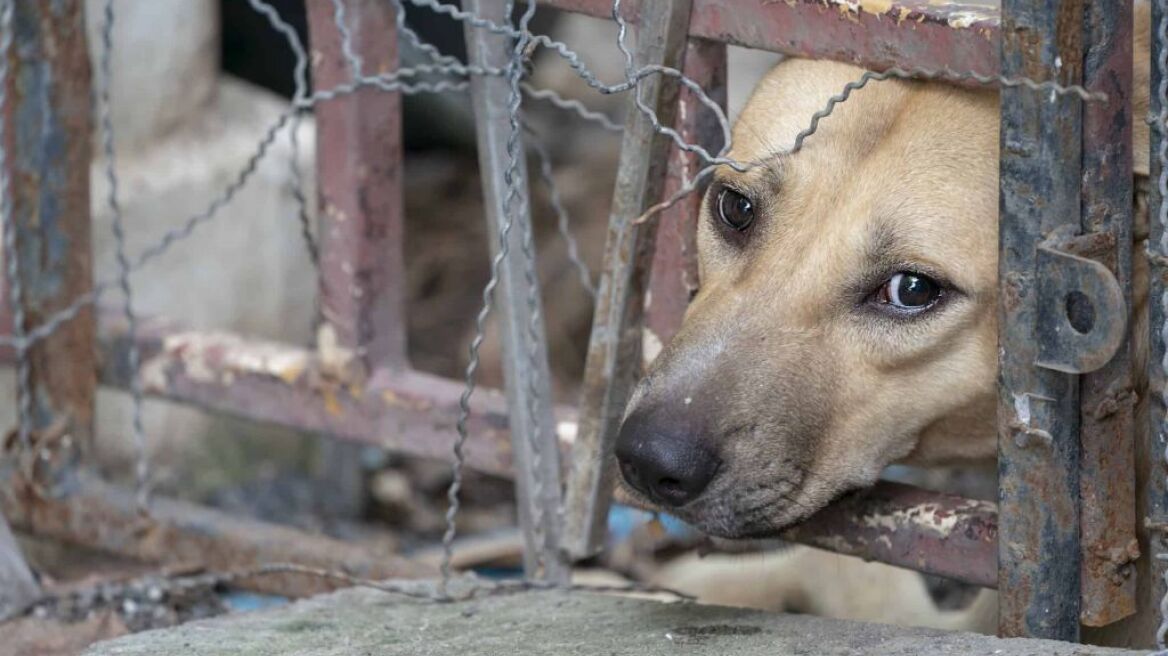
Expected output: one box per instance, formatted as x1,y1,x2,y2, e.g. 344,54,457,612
462,0,568,582
562,0,695,560
642,37,726,361
0,474,434,598
1077,0,1138,628
535,0,998,77
0,0,95,488
0,0,93,612
309,0,408,373
997,0,1088,640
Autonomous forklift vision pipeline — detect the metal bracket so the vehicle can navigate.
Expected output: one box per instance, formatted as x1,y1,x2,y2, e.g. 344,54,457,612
1034,241,1126,374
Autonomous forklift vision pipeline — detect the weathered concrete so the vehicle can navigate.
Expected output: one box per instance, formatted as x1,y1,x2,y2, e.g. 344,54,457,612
84,585,1143,655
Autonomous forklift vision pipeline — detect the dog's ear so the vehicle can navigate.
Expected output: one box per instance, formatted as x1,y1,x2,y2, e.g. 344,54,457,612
1135,0,1151,178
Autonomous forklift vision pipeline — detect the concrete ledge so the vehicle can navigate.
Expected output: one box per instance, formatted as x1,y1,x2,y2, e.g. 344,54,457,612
84,584,1142,655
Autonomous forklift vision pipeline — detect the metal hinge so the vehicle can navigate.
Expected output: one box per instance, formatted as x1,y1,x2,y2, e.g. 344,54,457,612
1034,229,1126,374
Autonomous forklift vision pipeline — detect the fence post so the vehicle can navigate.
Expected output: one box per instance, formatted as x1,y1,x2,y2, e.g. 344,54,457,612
0,0,93,618
307,0,406,518
997,0,1085,640
1078,0,1137,628
642,37,726,366
0,0,95,486
462,0,568,581
562,0,696,559
999,0,1135,640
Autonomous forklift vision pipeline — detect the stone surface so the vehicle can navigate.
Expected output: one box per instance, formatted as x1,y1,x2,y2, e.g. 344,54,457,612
84,585,1144,656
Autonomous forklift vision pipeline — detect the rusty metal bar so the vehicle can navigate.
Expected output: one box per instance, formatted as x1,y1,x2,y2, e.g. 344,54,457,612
90,309,1009,588
642,37,725,366
461,0,567,582
562,0,694,560
94,312,574,480
614,481,999,589
307,0,407,523
0,0,94,490
0,473,434,598
308,0,407,373
535,0,998,77
997,0,1086,641
1077,0,1137,628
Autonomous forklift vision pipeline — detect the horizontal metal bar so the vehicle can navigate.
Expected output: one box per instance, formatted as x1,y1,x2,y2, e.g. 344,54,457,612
90,312,574,480
616,481,999,588
535,0,998,76
88,311,999,585
0,474,435,598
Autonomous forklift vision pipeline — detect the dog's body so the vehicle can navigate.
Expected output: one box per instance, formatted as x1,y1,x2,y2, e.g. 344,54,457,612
627,4,1156,644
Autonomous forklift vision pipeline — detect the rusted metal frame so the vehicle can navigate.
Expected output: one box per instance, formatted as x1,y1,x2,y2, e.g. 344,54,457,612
0,473,435,598
534,0,998,77
0,2,93,618
306,0,407,519
562,0,694,560
780,483,999,589
642,37,725,362
0,0,94,492
1147,0,1168,645
997,0,1090,641
94,312,574,481
1077,0,1138,629
462,0,567,582
613,482,998,588
91,310,1009,587
308,0,407,373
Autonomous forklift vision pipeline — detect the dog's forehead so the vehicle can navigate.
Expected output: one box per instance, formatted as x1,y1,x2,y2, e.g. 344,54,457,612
725,58,996,180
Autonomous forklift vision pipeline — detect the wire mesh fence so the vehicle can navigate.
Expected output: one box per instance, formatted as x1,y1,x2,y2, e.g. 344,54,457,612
0,0,1161,649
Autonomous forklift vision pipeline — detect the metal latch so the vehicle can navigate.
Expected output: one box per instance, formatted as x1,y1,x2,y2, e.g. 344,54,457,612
1034,232,1126,374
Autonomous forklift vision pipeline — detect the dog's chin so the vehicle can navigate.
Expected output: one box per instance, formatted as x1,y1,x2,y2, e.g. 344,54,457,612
614,479,826,541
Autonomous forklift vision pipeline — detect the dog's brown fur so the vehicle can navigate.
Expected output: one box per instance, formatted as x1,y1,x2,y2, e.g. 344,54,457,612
624,3,1155,642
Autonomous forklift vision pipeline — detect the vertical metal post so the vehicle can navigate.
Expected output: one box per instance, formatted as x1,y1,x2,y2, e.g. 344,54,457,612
307,0,406,518
0,0,94,483
997,0,1084,640
1078,0,1137,628
642,37,726,368
310,0,407,373
0,0,92,617
462,0,567,581
562,0,695,559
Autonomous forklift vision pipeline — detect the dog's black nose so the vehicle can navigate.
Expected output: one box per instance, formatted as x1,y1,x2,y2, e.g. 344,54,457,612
614,409,720,507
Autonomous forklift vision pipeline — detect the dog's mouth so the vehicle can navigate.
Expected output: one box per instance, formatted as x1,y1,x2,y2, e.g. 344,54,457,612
612,472,843,541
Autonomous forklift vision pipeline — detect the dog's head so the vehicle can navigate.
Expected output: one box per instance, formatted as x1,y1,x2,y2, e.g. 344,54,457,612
615,59,1004,538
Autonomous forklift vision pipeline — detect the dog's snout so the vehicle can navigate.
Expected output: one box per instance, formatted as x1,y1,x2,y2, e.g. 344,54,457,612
615,409,720,507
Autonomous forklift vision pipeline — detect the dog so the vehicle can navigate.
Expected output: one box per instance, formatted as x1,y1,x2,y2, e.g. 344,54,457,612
617,3,1155,644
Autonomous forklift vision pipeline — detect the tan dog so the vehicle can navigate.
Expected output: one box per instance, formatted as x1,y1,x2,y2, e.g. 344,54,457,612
618,4,1154,642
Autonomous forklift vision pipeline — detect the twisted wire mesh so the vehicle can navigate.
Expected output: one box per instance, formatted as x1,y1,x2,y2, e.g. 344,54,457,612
0,0,1129,614
97,0,151,512
1155,0,1168,649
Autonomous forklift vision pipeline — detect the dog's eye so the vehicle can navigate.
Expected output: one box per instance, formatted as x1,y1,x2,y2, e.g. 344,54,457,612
875,272,942,311
716,187,755,231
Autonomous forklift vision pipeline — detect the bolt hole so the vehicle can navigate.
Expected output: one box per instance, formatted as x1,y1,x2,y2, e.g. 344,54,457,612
1066,291,1095,334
